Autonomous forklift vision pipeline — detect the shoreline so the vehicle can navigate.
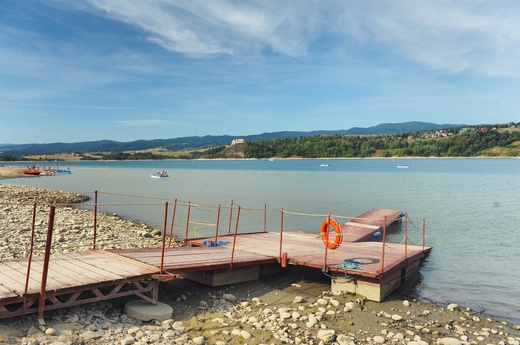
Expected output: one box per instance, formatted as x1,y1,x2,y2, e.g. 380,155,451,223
1,154,519,169
0,183,519,344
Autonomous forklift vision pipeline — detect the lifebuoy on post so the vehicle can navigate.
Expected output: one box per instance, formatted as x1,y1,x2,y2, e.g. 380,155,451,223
320,217,343,249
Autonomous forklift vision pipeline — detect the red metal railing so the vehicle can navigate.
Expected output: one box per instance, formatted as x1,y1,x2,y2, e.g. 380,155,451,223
15,191,428,322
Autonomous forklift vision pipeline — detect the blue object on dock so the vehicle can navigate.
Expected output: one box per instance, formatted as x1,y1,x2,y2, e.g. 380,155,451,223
340,259,364,270
203,239,230,247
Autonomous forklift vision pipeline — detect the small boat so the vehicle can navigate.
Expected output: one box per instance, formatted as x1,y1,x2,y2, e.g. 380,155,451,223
151,170,169,178
397,163,409,169
151,173,169,178
55,169,72,174
23,169,41,176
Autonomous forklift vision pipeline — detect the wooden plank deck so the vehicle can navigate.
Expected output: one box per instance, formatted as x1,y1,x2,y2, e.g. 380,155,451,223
109,246,278,274
0,250,159,302
186,231,429,279
342,208,404,242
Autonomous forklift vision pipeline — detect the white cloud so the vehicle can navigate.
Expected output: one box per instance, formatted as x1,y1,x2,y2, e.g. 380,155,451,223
338,1,520,77
75,0,520,76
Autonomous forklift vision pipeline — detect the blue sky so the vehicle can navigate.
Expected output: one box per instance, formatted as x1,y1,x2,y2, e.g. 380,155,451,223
1,1,519,144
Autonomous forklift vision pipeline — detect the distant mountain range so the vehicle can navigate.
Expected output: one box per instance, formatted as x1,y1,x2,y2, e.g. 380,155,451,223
0,121,461,156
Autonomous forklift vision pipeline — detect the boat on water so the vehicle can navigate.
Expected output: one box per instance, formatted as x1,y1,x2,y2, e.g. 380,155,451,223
55,169,72,174
320,164,329,167
397,163,409,169
151,170,169,178
23,169,41,176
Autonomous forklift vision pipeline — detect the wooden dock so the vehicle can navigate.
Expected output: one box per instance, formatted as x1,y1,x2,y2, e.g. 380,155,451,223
0,208,430,319
185,231,427,280
0,250,160,319
341,208,404,242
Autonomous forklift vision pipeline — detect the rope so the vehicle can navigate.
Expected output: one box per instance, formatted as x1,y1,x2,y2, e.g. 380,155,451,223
321,267,355,281
407,217,419,229
281,210,353,221
340,259,364,270
188,221,217,228
96,191,170,201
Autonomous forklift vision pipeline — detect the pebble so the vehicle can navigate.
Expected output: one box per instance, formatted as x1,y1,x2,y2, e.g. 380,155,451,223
373,335,386,343
391,314,403,321
447,303,458,311
439,337,462,345
45,327,57,336
240,330,252,339
192,336,205,344
293,295,305,303
317,329,335,342
316,298,329,306
222,293,237,302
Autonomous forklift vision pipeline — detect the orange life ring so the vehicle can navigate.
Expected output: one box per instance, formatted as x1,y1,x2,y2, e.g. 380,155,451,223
320,217,342,249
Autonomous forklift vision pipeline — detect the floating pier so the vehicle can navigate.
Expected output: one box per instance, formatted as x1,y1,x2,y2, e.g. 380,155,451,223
0,201,430,321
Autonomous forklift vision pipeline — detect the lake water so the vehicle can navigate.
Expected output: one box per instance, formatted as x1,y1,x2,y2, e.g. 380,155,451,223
6,158,520,323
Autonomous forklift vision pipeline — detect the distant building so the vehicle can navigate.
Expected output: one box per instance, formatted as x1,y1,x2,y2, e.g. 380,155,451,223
231,138,245,145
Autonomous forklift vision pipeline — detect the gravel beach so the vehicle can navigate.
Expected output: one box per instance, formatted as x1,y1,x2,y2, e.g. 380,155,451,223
0,169,519,345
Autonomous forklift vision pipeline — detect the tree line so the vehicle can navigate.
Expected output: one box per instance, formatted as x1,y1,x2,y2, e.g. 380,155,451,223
2,124,519,161
239,128,520,159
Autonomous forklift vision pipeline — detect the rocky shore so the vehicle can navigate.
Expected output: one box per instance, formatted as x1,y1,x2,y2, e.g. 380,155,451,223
0,182,519,345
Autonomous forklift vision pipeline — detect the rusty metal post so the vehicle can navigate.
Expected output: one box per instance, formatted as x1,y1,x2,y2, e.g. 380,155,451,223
93,190,98,250
230,206,241,268
279,209,284,263
24,203,37,306
227,200,234,235
404,213,408,259
381,215,387,274
160,202,168,273
322,213,330,272
168,198,177,247
214,205,221,245
264,204,267,232
38,205,56,324
184,202,191,246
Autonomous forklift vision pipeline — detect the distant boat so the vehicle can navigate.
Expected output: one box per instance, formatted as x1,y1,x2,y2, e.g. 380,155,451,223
320,163,330,167
23,169,41,176
151,170,169,178
55,169,71,174
397,163,409,169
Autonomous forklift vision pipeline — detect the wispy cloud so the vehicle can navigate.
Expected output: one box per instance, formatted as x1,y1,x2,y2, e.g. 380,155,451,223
348,1,520,77
2,0,519,144
75,0,520,76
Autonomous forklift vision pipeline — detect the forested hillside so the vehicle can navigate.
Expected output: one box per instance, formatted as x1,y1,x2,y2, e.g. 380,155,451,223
2,122,519,161
210,124,520,159
0,121,457,156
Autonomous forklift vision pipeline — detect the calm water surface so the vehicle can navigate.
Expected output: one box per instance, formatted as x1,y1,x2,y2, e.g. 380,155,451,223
7,158,520,323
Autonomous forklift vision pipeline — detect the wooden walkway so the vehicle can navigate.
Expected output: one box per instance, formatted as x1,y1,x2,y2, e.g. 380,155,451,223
341,208,404,242
0,250,160,319
184,232,428,279
109,246,278,273
0,208,430,320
